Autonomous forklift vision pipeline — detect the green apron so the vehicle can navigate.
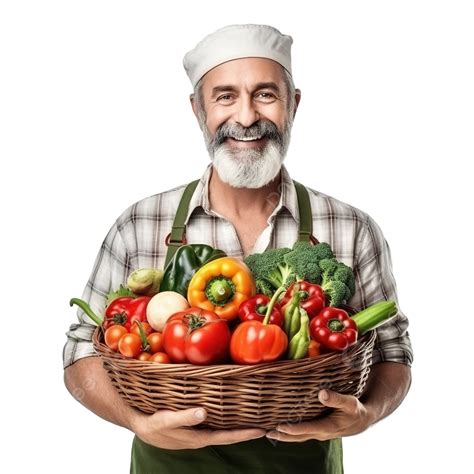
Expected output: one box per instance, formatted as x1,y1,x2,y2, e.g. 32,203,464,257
130,179,344,474
131,436,343,474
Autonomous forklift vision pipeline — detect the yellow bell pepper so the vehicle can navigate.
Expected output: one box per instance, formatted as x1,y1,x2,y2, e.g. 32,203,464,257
187,257,256,321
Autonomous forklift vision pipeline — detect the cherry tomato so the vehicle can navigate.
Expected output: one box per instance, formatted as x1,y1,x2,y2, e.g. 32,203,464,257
104,325,128,351
118,333,142,358
131,321,152,337
147,332,164,354
149,352,171,364
137,352,151,361
162,307,231,365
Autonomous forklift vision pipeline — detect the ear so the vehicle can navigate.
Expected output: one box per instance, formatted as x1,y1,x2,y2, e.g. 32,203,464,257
190,94,199,119
190,93,204,130
293,89,302,117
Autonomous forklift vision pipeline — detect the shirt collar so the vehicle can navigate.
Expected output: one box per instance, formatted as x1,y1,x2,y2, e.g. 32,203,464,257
277,164,299,223
185,163,299,224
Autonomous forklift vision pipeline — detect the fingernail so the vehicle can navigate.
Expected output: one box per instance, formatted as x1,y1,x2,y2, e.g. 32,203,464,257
195,409,205,420
320,390,328,401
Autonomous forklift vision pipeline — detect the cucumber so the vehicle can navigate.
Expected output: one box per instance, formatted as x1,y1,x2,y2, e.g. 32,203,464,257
351,300,398,335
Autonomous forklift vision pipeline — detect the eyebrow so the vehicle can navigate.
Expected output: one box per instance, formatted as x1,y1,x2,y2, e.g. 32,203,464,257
211,81,282,98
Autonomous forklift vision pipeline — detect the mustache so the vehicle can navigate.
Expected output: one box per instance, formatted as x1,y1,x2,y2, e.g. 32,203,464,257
213,120,283,147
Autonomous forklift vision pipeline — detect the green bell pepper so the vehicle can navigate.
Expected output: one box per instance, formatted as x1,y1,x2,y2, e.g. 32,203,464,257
160,244,226,297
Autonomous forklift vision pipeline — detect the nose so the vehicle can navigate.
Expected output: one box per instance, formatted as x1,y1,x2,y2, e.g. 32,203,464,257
234,96,260,128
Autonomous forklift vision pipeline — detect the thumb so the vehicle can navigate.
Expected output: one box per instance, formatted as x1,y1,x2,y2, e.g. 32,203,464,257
318,389,353,410
163,407,208,429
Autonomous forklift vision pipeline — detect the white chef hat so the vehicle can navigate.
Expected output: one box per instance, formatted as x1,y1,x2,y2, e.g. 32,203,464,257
183,24,293,88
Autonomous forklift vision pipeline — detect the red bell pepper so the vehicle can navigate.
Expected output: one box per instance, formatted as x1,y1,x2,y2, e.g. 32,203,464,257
230,286,288,364
281,281,325,319
238,294,283,327
104,296,151,330
230,321,287,364
309,307,358,351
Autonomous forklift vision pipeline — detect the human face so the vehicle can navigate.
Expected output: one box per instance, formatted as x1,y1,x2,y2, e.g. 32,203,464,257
193,58,297,188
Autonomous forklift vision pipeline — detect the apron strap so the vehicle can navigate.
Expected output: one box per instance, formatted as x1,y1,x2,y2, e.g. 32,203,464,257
164,179,200,267
164,178,318,267
293,180,319,245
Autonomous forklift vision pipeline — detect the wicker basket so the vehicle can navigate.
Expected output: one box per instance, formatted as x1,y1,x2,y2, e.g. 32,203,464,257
93,327,376,430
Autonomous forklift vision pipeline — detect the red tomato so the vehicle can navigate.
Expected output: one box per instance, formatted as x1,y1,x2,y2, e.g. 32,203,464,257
104,325,128,351
149,352,171,363
162,307,231,365
147,332,164,354
118,333,142,358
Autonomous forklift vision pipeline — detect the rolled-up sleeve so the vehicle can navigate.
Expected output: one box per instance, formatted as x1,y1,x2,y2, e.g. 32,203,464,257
63,222,131,369
349,215,414,366
63,323,97,369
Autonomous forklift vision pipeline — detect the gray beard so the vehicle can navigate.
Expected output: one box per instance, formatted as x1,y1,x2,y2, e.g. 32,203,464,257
201,119,293,189
211,141,284,189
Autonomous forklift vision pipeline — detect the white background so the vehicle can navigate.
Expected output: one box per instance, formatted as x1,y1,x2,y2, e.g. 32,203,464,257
1,1,472,472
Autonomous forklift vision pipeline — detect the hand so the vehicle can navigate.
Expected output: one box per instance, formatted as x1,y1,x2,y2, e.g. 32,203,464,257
266,389,375,442
131,407,266,450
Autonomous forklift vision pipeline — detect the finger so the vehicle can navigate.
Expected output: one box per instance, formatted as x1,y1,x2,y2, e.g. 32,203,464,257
275,416,338,437
318,389,357,411
276,419,321,436
203,428,266,446
266,430,312,443
161,408,208,429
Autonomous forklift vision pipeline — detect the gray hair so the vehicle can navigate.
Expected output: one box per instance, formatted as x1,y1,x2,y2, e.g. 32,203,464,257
193,65,297,122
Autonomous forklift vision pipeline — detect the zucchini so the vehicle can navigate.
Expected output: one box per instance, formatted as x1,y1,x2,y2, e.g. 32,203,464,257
351,300,397,335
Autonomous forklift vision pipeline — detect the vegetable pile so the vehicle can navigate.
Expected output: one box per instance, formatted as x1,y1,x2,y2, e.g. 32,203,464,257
70,241,398,366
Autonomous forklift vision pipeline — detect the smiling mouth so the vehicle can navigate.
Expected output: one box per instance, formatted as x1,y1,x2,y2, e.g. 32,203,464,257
225,136,267,148
230,136,263,142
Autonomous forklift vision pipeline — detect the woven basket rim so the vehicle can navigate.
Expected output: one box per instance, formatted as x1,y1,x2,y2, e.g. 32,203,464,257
94,323,376,428
93,325,376,371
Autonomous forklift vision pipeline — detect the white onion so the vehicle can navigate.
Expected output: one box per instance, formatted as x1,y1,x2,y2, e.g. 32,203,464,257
146,291,189,331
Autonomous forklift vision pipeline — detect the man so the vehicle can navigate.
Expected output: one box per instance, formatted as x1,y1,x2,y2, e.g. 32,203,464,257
63,24,413,473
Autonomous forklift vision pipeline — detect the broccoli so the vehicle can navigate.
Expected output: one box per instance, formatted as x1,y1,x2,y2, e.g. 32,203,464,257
244,242,355,306
334,264,356,296
266,261,297,290
282,241,335,283
243,253,270,295
319,258,356,307
303,241,335,261
244,247,294,293
318,257,339,276
256,279,275,298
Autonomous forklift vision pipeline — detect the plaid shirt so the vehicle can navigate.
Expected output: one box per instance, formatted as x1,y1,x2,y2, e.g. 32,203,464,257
63,164,413,368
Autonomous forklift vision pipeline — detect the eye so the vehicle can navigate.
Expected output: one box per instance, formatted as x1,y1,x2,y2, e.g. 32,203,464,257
256,92,276,101
217,94,234,102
